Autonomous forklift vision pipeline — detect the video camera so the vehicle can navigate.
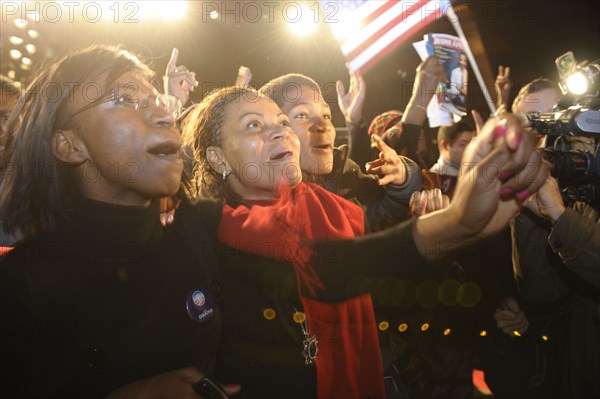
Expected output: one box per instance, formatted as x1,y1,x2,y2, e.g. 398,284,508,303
526,52,600,206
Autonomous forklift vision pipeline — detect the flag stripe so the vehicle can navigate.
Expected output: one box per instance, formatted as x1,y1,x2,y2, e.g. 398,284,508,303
359,1,399,29
348,2,443,72
344,0,431,61
341,1,412,56
326,0,450,74
354,10,444,74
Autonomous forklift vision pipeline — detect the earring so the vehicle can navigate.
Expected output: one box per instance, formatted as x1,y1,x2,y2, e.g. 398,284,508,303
222,169,229,181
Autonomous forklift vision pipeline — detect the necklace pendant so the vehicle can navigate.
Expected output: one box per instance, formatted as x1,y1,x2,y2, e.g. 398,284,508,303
302,333,319,366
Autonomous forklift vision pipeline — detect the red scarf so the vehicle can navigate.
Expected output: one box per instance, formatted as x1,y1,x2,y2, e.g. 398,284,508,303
0,247,13,257
219,182,386,399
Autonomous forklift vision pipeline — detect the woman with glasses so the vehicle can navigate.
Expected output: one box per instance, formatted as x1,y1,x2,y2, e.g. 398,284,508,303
0,45,239,399
0,43,548,399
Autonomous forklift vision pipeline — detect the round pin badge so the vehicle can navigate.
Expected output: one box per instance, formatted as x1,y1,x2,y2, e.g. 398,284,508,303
186,289,215,323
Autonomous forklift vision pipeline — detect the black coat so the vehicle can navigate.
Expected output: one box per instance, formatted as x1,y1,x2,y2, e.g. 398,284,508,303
0,197,223,399
215,216,439,398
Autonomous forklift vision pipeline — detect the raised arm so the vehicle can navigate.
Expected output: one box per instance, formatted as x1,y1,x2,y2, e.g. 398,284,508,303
337,63,370,167
163,48,198,106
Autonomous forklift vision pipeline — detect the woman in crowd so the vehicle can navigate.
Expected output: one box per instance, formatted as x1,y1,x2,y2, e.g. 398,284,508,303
0,45,239,399
1,42,547,399
259,67,428,231
181,84,548,398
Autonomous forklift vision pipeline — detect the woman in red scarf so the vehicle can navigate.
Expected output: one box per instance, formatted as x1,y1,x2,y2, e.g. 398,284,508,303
180,86,550,399
182,86,385,398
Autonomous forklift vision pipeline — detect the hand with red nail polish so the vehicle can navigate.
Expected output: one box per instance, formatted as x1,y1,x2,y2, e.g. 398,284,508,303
499,170,514,182
494,119,507,139
414,114,549,262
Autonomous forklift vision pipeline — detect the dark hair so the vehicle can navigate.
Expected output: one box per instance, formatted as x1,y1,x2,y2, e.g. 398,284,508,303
512,78,560,112
437,120,474,146
181,86,265,201
259,73,322,110
0,44,154,236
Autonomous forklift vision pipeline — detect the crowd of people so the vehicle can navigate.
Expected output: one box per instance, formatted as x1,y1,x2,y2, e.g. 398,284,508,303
0,43,597,399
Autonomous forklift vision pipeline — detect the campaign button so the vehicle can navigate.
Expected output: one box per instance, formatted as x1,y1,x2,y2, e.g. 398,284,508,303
186,289,215,323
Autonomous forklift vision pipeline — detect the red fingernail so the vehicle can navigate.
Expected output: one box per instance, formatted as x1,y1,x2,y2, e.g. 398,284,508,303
516,189,530,201
494,120,507,139
499,171,513,182
500,187,514,198
512,132,523,148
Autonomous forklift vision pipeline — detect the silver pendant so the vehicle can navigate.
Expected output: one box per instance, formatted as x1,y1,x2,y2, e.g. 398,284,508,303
302,333,318,365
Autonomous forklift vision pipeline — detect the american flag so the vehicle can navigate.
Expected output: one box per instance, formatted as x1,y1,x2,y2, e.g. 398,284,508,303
321,0,452,73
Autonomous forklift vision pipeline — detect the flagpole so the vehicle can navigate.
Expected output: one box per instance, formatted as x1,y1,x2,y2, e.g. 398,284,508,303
446,4,496,113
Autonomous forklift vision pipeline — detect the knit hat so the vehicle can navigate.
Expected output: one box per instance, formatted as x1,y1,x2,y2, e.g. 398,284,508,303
367,110,403,148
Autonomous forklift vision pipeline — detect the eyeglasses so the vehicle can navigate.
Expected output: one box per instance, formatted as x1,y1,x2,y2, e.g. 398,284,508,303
70,89,182,120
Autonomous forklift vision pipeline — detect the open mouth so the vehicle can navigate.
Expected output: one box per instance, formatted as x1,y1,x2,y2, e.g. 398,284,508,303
148,142,181,158
270,150,293,161
311,144,332,151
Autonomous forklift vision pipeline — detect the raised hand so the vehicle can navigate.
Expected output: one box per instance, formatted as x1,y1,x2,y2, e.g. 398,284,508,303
414,114,550,262
409,188,450,217
471,104,508,137
471,109,485,135
336,63,366,126
365,134,407,186
413,56,445,102
164,48,198,106
454,114,550,238
403,56,445,125
236,66,252,87
495,65,513,108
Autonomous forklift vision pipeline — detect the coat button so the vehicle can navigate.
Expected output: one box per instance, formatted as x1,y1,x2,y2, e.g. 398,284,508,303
81,346,106,370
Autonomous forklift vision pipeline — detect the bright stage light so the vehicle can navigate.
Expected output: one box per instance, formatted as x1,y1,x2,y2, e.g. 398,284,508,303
9,36,24,45
22,57,32,65
8,70,16,80
26,44,37,54
210,10,219,20
137,1,187,21
26,11,40,22
28,30,40,39
330,10,359,40
14,18,28,28
287,5,318,37
163,1,187,21
9,49,23,60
